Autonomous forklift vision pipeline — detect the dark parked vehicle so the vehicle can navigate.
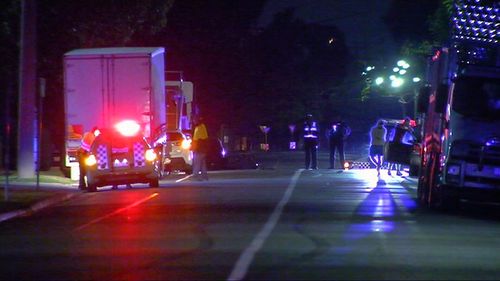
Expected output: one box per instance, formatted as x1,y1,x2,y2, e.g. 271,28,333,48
206,137,227,170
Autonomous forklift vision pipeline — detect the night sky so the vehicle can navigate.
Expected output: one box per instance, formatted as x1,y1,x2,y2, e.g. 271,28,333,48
258,0,398,60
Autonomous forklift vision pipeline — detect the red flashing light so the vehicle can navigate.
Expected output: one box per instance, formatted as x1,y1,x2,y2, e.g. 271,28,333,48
432,50,441,61
115,120,141,137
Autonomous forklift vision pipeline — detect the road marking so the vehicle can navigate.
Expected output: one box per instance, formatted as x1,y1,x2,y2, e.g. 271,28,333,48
176,174,192,182
74,193,159,231
227,169,303,281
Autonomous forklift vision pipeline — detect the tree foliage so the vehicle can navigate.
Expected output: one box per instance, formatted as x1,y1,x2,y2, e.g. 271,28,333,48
384,0,452,56
242,9,351,141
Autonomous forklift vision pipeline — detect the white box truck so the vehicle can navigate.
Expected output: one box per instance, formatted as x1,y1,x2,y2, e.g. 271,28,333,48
64,47,166,180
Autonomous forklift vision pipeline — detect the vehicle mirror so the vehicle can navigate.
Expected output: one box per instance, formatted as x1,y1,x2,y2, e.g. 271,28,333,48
417,85,431,113
435,83,448,114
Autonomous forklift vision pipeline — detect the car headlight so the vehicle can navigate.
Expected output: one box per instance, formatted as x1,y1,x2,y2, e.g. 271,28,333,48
145,149,157,162
445,164,461,184
85,155,97,166
181,139,191,150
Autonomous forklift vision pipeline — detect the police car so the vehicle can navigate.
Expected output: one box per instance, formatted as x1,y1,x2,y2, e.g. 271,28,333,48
83,120,160,192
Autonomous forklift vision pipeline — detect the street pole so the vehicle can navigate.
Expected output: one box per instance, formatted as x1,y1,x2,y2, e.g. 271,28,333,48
36,78,46,190
17,0,37,179
4,82,13,201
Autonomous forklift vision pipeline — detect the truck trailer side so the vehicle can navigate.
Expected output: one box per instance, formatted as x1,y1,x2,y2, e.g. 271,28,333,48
64,47,166,180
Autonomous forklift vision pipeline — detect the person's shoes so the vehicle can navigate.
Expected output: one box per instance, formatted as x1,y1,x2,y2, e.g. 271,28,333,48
388,170,392,176
78,185,86,190
396,171,403,176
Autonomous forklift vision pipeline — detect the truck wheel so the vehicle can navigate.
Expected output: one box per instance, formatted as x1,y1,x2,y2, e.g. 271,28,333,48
149,178,159,188
431,184,459,211
409,164,419,177
417,153,435,207
87,183,97,192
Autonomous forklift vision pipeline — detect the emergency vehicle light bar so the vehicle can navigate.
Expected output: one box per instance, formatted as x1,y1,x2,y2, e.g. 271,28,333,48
115,120,141,137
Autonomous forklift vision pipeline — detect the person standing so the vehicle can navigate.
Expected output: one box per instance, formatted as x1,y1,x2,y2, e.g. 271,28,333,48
303,114,319,170
369,120,387,176
192,116,209,180
327,117,351,169
78,127,100,190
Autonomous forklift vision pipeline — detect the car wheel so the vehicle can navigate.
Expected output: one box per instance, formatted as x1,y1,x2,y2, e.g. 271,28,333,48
149,178,159,188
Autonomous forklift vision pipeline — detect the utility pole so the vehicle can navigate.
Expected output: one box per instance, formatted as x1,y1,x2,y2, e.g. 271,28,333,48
17,0,37,178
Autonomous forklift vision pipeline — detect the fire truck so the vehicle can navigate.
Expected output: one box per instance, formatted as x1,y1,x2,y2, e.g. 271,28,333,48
416,0,500,208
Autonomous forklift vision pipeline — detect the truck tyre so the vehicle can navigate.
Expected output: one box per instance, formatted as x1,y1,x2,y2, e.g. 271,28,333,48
87,183,97,192
418,152,437,207
149,178,159,188
409,164,419,177
431,184,460,211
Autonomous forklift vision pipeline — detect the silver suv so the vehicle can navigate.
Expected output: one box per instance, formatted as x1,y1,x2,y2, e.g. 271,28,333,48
154,129,193,174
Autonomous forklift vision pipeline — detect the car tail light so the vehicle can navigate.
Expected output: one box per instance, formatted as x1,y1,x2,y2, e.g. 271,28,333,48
85,155,97,166
115,120,140,137
145,149,157,161
181,139,191,150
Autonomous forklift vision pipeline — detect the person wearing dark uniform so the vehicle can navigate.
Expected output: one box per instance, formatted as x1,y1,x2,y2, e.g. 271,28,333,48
303,114,319,170
327,117,351,169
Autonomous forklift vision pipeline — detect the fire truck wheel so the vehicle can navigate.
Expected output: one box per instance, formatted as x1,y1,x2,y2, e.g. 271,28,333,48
431,186,459,211
149,178,159,188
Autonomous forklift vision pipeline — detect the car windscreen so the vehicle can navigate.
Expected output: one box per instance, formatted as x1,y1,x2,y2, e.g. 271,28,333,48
166,132,183,141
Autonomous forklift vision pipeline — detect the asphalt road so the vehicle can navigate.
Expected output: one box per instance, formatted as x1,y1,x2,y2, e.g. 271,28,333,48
0,152,499,280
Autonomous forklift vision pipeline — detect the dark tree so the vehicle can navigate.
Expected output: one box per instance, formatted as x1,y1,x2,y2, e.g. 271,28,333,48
36,0,174,150
248,9,351,145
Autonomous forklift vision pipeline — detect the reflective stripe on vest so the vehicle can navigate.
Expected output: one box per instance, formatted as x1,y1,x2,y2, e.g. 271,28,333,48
304,122,318,138
81,132,96,152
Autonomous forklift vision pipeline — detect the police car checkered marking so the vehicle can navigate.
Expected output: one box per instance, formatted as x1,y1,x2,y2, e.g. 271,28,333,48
97,144,108,170
350,161,372,169
133,142,145,167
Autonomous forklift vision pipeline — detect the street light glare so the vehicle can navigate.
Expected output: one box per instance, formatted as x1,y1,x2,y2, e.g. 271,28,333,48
413,77,421,82
391,77,404,88
399,69,407,75
393,67,400,72
389,75,396,81
397,60,407,67
375,77,384,85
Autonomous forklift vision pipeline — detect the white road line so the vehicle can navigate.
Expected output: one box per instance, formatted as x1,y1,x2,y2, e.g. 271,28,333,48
176,174,193,182
74,193,159,231
227,169,304,281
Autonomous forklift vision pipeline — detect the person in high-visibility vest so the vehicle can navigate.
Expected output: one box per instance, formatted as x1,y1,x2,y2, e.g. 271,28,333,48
303,114,319,170
192,116,209,180
78,127,100,189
